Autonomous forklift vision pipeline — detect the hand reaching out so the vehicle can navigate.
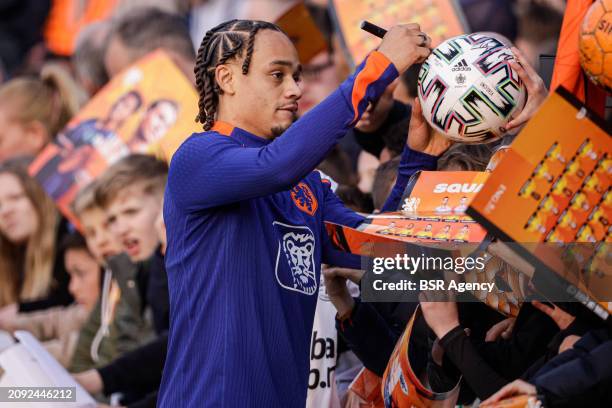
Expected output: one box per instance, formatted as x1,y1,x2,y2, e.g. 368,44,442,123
485,317,516,342
408,97,452,156
481,379,537,406
322,267,360,317
531,300,575,330
419,291,460,339
506,47,547,131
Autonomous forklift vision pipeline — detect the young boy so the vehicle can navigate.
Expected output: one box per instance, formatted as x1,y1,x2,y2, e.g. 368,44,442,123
73,181,121,265
74,154,170,407
94,154,169,334
94,154,166,263
69,174,157,373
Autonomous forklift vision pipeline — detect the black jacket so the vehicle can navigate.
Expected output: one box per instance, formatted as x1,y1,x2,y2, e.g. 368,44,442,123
531,327,612,407
96,249,169,408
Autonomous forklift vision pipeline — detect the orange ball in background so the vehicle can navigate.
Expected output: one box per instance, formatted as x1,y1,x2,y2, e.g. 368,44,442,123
579,0,612,93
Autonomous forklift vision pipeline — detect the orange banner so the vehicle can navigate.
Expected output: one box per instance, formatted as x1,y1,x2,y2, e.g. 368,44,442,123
275,2,328,63
44,0,118,56
30,50,199,226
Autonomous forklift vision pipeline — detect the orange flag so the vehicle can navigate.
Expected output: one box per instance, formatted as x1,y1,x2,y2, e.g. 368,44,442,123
550,0,607,116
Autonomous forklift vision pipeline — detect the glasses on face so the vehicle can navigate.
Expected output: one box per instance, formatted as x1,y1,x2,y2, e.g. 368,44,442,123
302,58,334,82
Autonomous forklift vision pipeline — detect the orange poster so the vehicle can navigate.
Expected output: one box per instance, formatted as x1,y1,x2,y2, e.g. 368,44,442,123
467,88,612,319
362,171,490,244
29,50,199,226
468,91,610,244
330,0,467,65
275,2,328,63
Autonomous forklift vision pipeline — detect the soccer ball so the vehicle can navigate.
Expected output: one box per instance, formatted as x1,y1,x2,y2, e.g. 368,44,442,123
417,33,527,144
579,0,612,93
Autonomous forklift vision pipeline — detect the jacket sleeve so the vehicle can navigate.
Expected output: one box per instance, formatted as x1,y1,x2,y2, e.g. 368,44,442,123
473,302,559,382
439,326,509,399
335,298,400,376
167,52,399,212
320,175,366,229
321,229,362,269
69,301,102,372
127,392,158,408
533,331,612,407
380,145,438,212
97,334,167,396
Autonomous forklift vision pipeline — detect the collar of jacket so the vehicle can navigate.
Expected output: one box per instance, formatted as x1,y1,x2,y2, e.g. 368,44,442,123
211,120,273,148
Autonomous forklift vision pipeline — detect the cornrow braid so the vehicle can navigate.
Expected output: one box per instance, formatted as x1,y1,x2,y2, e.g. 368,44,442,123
193,19,283,131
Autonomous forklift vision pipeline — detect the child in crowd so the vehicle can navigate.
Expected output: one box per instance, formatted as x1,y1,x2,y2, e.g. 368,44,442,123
0,158,73,321
69,181,155,373
5,233,100,367
95,154,166,264
0,64,86,162
74,154,169,408
93,153,168,337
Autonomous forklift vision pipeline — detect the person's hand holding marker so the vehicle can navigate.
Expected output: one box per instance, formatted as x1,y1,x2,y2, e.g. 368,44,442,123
362,20,432,72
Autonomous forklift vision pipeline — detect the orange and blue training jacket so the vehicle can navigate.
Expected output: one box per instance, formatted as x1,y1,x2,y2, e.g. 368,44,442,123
159,51,436,407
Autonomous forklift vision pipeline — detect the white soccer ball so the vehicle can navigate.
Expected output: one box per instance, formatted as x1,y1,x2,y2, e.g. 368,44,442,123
417,33,527,144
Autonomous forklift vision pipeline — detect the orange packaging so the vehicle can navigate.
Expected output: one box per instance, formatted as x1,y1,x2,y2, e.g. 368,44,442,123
325,171,532,318
330,0,466,66
29,50,199,227
467,88,612,319
468,91,610,243
362,171,490,244
382,307,460,407
347,368,385,408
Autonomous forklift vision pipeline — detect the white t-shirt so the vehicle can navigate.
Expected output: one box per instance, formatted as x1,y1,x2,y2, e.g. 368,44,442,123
306,276,342,408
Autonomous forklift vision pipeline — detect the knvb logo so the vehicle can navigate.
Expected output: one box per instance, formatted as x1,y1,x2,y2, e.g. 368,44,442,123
273,221,317,295
451,59,471,72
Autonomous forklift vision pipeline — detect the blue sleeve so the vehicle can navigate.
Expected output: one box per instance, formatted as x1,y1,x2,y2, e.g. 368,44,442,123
380,145,439,212
534,333,612,405
168,52,399,212
320,175,365,229
321,230,362,269
318,174,365,268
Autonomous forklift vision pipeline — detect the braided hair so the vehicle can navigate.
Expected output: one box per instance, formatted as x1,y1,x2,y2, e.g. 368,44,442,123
194,20,283,131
